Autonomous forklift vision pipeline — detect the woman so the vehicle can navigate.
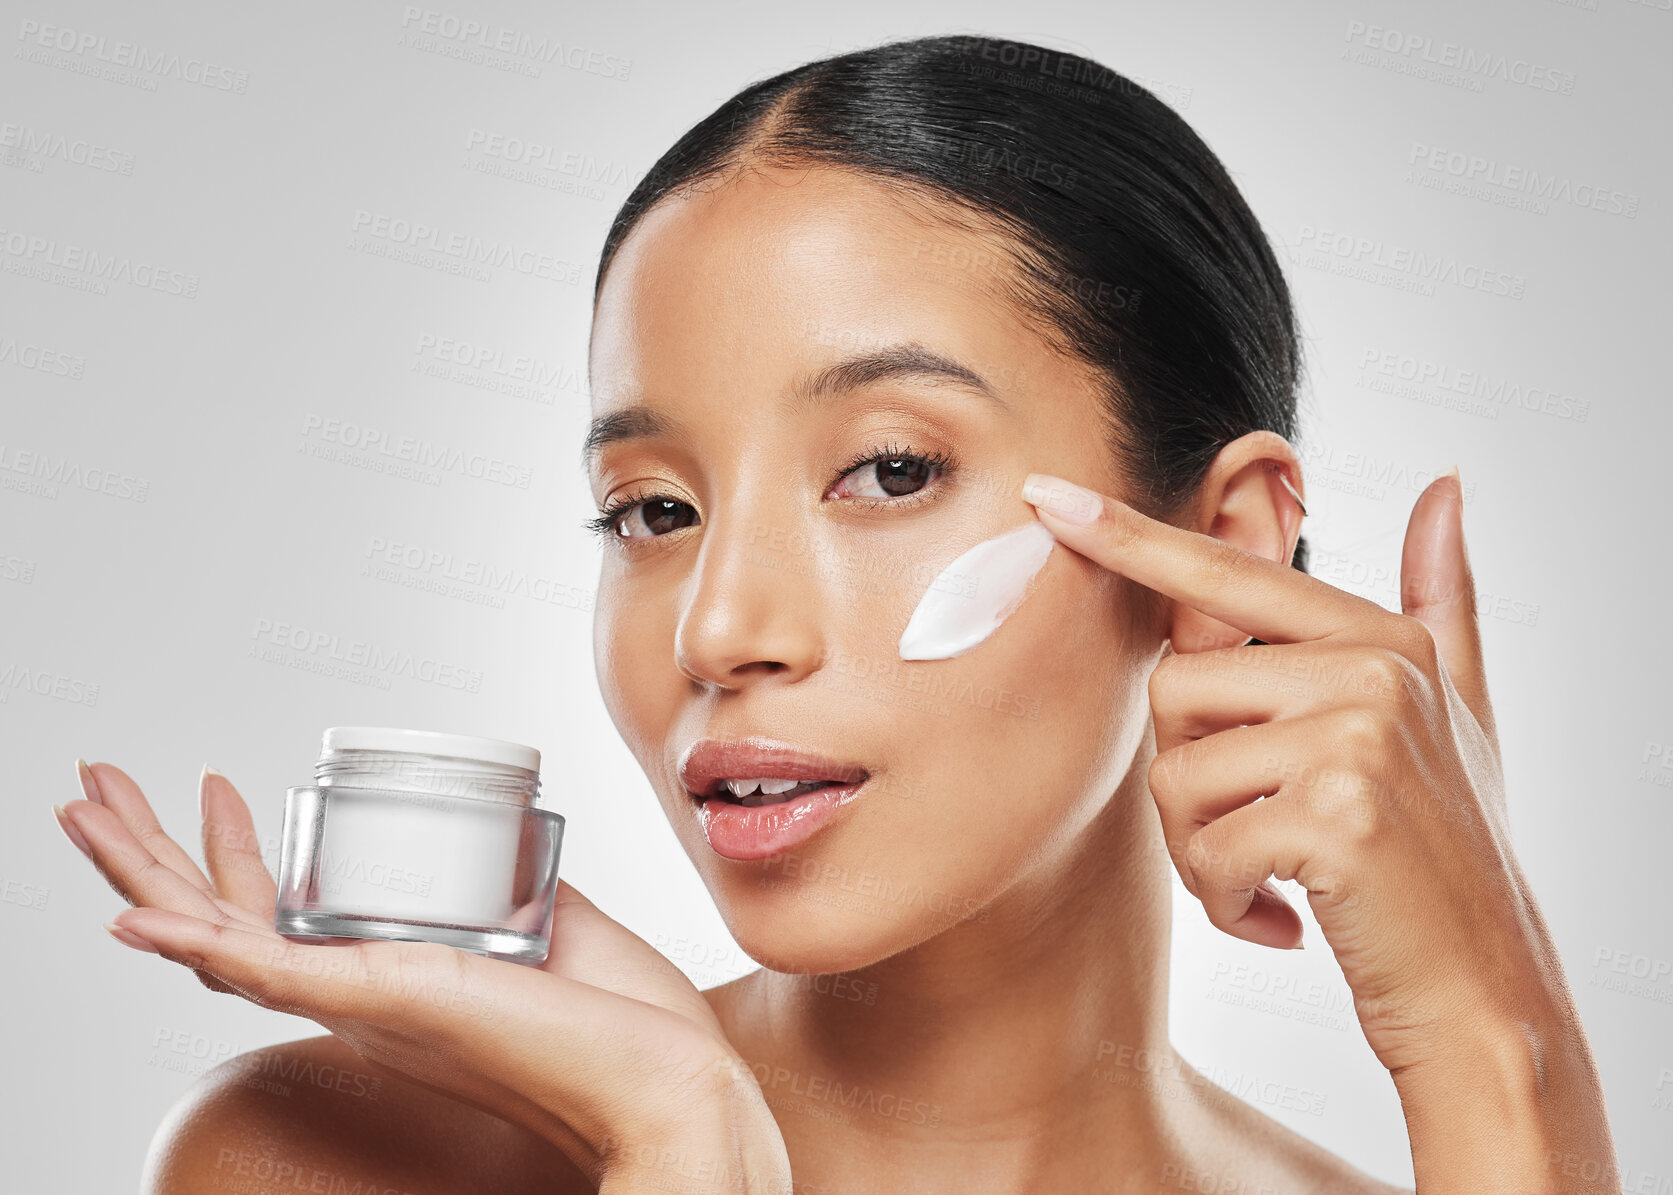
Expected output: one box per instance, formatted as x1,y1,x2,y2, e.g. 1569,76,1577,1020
57,35,1616,1194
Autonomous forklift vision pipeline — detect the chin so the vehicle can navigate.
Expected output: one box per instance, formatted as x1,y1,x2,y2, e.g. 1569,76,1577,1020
699,856,992,976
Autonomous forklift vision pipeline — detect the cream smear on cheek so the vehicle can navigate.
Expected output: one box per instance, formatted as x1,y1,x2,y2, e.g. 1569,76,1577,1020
897,519,1057,661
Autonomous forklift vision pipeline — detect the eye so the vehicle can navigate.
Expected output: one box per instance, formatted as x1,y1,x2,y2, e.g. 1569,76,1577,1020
828,441,955,505
583,487,697,542
582,441,956,545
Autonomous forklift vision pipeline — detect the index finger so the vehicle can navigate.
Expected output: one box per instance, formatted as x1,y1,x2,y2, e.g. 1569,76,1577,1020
1021,473,1387,645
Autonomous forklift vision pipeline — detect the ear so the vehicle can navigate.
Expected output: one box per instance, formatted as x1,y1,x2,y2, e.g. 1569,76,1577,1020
1167,431,1307,655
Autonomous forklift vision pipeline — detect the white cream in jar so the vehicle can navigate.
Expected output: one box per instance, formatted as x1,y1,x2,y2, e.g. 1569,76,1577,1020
274,727,565,963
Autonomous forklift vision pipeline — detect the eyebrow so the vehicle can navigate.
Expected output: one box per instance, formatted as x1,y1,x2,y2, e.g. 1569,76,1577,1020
580,343,1008,470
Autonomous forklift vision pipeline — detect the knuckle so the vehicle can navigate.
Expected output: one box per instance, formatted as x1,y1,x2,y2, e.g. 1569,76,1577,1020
405,937,468,979
1102,501,1140,550
1147,656,1175,707
1203,903,1242,933
1388,615,1440,672
1147,657,1193,725
171,938,214,974
1182,828,1223,882
438,940,475,993
1333,706,1389,765
132,856,174,888
351,939,407,994
133,821,173,849
1330,794,1383,853
173,917,230,977
1148,749,1180,799
1199,537,1247,593
358,939,471,1021
1354,647,1411,704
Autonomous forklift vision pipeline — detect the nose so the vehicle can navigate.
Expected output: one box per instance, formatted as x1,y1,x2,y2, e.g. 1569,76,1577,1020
673,506,828,691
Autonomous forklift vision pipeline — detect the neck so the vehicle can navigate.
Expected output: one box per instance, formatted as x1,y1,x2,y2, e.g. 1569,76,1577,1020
714,728,1185,1185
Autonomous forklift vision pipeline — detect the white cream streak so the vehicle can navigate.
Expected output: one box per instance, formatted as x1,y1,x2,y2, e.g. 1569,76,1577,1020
898,520,1057,661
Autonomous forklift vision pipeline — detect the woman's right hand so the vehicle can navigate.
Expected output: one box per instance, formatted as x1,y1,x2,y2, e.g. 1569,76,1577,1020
56,761,792,1193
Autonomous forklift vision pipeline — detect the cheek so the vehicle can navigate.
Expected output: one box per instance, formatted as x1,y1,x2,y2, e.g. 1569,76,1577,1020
932,551,1142,793
900,538,1140,722
856,549,1148,865
591,567,679,752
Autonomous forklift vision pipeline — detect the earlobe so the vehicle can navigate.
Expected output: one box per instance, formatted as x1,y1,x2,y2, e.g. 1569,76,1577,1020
1166,446,1305,655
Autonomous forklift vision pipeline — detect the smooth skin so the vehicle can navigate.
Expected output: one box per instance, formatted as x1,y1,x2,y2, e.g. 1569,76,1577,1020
58,164,1615,1193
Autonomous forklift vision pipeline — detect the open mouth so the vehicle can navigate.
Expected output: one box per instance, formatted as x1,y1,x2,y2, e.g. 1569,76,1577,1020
677,740,873,860
700,778,858,807
678,737,871,816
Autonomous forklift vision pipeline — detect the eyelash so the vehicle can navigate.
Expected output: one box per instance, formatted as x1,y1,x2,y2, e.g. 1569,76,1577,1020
583,440,957,543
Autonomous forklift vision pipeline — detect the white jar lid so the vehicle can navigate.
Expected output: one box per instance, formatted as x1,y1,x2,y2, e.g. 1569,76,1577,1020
321,726,540,773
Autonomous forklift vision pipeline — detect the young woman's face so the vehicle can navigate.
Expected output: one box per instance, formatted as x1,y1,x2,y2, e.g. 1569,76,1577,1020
587,164,1166,972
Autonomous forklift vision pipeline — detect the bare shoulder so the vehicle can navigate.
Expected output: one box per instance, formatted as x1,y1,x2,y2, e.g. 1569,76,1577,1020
142,1033,593,1195
1169,1053,1413,1195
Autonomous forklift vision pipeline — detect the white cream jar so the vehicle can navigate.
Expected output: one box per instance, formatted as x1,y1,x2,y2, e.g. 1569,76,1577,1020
274,727,565,963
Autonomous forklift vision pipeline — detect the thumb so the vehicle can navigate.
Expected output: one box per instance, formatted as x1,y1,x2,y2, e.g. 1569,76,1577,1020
1401,466,1495,744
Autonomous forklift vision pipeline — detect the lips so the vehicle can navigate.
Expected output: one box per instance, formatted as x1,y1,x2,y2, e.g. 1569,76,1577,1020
678,737,869,802
677,737,871,861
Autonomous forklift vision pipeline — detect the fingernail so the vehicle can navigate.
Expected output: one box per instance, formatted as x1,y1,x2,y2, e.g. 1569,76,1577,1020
53,804,93,860
199,763,215,820
1021,473,1102,525
1421,466,1465,561
104,921,159,954
1445,466,1468,548
75,758,104,805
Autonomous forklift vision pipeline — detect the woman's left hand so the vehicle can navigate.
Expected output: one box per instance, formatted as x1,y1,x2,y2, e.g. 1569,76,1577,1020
1021,469,1616,1191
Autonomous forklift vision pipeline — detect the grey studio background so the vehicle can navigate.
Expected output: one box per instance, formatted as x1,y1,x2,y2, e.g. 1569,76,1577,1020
2,0,1669,1189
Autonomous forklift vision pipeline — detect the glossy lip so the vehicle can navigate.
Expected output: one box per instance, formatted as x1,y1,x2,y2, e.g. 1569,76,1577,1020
677,736,870,801
696,780,870,861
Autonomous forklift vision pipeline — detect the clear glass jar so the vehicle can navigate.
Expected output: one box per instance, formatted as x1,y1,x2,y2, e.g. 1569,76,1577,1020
274,727,565,963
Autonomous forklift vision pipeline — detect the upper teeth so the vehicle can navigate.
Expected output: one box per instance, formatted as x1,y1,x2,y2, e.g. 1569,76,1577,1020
721,777,805,797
